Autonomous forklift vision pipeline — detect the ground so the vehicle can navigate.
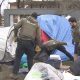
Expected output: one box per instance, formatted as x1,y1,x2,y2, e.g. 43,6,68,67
0,64,26,80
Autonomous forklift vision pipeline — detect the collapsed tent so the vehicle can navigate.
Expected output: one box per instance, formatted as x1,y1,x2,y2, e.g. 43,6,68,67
0,27,10,60
37,15,74,61
0,26,17,62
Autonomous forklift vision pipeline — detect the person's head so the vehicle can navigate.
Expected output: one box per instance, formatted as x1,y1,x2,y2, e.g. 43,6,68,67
69,17,77,28
27,12,38,24
31,12,38,19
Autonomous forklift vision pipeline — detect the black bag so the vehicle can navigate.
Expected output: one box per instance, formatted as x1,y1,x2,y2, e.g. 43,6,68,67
34,49,49,62
45,59,61,69
70,60,80,76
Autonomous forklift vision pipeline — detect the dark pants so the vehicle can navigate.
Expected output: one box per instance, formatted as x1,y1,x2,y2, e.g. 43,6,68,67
47,45,74,61
74,42,80,55
13,39,35,74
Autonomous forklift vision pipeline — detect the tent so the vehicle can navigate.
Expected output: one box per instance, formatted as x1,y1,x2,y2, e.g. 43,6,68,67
0,26,16,62
0,27,10,61
37,14,74,61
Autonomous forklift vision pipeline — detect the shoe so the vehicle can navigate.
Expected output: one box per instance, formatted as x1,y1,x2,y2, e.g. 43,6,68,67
9,73,18,79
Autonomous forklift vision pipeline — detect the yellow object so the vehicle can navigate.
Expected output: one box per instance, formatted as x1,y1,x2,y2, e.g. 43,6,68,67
35,45,41,52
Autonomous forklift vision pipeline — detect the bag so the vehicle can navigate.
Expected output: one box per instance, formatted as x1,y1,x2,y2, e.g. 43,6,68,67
33,49,49,62
24,63,63,80
46,59,61,69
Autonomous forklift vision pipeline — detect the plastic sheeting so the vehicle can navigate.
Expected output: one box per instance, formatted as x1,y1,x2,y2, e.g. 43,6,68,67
63,71,80,80
0,26,16,61
24,62,63,80
6,26,17,58
37,15,74,61
0,27,10,60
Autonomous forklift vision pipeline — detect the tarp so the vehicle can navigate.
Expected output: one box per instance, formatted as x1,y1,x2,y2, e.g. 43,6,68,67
0,27,10,60
0,26,16,62
37,15,74,61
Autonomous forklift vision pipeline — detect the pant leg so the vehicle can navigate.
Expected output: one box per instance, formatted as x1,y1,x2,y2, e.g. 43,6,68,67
24,40,35,71
13,41,24,74
26,50,35,70
57,46,74,61
74,42,79,55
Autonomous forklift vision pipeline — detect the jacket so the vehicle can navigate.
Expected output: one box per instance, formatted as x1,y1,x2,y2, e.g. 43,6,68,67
14,18,41,45
72,26,80,43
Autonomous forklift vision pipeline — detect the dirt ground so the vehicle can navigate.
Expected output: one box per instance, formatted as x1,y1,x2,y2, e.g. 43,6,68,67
0,64,26,80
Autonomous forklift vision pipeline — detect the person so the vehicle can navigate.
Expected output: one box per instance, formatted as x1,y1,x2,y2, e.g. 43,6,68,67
69,17,80,61
31,12,74,61
10,15,41,79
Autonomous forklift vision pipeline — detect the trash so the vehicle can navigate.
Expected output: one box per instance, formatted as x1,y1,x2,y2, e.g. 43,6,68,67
46,59,61,69
19,54,28,73
63,71,80,80
20,54,28,68
50,54,61,60
19,67,28,73
46,55,62,69
24,62,63,80
20,63,28,68
33,49,49,63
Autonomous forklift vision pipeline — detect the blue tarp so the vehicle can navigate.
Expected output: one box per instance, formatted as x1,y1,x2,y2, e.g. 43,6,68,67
37,15,74,61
